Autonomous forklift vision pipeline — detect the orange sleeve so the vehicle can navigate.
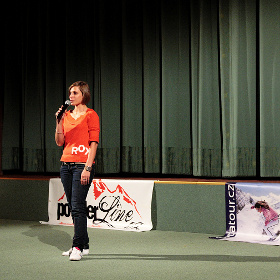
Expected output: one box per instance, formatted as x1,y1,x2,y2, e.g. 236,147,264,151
88,110,100,144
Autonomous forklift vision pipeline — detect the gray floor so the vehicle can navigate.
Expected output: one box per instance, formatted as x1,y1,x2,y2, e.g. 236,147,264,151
1,219,280,280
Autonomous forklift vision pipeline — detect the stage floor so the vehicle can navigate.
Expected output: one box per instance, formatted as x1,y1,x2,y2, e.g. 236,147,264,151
1,219,279,280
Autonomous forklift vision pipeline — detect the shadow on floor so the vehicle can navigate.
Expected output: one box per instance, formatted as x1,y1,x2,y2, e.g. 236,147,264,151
22,224,72,251
81,253,280,263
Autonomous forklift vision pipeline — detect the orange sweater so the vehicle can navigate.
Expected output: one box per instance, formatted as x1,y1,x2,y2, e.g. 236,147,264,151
60,109,100,162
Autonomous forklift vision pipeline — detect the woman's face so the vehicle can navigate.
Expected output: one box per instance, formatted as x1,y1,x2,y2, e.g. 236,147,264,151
69,86,83,106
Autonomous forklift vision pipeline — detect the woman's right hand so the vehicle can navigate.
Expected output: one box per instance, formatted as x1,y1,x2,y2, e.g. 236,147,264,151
55,106,65,146
55,106,65,122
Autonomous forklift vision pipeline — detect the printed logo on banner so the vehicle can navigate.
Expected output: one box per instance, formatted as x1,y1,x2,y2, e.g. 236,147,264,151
90,179,143,230
56,179,145,231
57,192,72,224
225,183,237,237
209,183,237,240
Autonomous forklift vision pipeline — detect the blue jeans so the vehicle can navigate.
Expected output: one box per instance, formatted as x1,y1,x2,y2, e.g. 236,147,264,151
60,163,95,251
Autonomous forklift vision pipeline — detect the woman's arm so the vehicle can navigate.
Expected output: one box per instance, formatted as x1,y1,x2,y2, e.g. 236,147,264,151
55,122,65,146
85,141,98,167
55,107,65,146
81,141,98,185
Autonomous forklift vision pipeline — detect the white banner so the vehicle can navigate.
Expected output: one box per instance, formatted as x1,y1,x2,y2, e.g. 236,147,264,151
43,178,154,231
212,183,280,245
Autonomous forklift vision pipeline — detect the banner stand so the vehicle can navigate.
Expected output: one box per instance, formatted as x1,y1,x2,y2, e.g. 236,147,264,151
211,182,280,246
41,178,155,232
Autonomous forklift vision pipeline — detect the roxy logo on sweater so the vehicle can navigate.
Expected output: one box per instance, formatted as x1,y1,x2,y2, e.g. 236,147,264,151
71,145,89,155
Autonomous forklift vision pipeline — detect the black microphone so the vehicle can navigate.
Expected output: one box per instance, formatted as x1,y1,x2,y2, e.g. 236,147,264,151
57,100,71,120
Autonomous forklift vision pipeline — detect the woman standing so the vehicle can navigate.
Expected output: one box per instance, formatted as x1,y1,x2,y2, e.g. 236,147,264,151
55,81,100,261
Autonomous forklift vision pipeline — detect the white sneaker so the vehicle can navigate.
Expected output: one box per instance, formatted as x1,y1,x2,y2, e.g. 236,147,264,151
62,248,72,256
82,249,89,255
62,248,89,256
69,247,82,261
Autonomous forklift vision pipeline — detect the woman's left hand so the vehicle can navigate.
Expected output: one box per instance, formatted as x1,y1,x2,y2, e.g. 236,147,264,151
81,169,91,185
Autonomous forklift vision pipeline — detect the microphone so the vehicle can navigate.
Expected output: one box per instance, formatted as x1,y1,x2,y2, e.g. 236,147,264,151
57,100,71,120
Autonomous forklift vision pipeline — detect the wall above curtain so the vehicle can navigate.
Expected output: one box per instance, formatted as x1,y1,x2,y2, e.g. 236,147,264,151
2,0,280,178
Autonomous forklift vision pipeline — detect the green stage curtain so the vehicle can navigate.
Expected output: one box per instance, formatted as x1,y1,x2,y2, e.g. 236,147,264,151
219,0,257,177
2,0,280,177
190,0,222,177
259,0,280,177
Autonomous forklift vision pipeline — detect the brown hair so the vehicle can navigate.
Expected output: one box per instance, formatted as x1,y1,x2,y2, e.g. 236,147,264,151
68,81,91,104
255,201,269,209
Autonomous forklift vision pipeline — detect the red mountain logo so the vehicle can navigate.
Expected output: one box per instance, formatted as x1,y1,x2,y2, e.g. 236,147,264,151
58,193,66,201
92,179,142,217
